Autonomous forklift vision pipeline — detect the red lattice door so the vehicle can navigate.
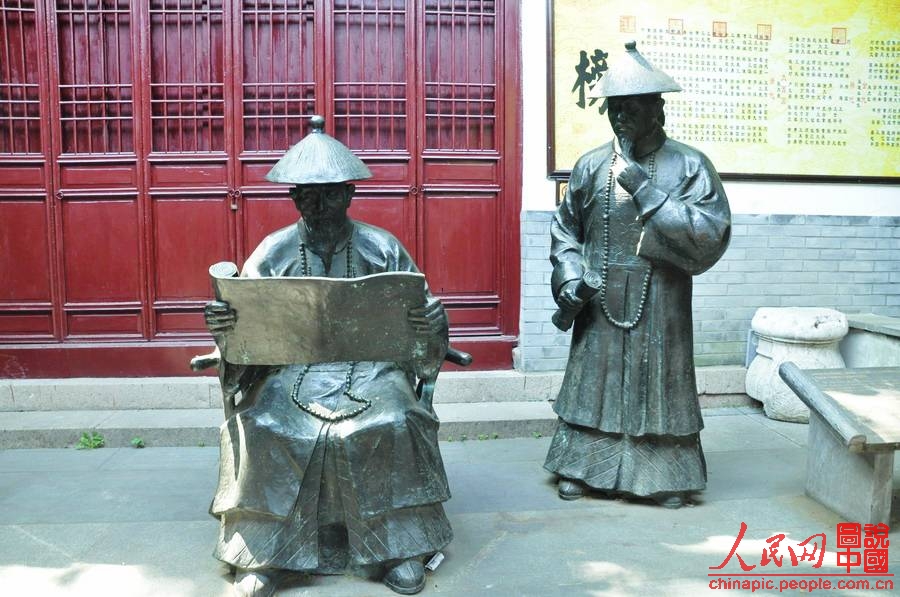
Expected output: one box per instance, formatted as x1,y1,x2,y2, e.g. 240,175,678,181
0,0,520,376
417,0,517,366
0,1,55,371
45,1,146,344
142,0,236,341
234,0,520,368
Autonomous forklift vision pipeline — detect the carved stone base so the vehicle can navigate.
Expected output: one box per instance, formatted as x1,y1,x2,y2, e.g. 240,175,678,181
746,307,848,423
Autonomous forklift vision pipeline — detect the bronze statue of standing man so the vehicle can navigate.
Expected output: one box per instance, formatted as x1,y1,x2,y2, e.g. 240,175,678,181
545,42,731,508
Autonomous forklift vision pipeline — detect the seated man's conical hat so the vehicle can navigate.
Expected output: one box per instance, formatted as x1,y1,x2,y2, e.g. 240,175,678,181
266,115,372,184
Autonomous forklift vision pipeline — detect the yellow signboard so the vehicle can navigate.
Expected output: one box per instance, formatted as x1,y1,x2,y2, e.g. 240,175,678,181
550,0,899,179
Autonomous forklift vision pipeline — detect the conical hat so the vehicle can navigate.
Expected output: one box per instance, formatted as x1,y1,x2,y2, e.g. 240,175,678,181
588,41,682,99
265,115,373,184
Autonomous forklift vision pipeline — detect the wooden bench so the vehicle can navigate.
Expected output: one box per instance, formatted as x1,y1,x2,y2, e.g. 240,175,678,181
778,363,900,524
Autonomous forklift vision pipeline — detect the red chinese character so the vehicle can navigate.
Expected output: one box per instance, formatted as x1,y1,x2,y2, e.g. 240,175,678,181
792,533,826,568
710,522,756,571
864,523,890,549
837,522,861,548
865,549,889,574
761,533,785,567
837,522,862,573
864,523,890,574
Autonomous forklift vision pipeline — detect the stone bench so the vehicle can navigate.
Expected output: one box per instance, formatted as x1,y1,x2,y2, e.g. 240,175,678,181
840,313,900,368
778,363,900,524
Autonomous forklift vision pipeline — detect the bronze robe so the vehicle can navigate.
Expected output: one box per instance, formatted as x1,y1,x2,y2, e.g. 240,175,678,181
545,132,731,496
212,219,452,572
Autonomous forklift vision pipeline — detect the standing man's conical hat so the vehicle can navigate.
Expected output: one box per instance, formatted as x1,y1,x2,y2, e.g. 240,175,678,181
266,115,372,184
589,41,682,99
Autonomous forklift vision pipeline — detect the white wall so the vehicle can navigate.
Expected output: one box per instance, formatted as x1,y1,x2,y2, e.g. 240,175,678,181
520,1,558,212
521,3,900,216
722,182,899,216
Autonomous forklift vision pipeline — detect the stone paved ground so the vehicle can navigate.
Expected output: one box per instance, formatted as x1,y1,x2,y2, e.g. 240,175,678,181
0,409,898,597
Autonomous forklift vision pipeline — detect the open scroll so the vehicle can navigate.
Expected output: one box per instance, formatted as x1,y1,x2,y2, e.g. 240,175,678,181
209,262,427,365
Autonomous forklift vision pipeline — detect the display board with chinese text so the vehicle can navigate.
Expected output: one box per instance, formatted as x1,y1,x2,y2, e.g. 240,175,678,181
550,0,899,179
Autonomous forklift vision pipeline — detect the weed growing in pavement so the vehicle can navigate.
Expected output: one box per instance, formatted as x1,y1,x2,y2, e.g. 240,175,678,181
76,431,105,450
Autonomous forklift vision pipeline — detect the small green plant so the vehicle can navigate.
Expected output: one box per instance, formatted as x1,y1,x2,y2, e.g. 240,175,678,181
130,437,145,449
477,434,489,441
491,432,500,439
197,441,206,448
532,431,543,439
459,434,468,442
446,435,454,442
76,431,105,450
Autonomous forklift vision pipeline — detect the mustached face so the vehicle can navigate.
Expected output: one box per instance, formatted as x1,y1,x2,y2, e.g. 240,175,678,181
607,95,661,145
290,184,352,231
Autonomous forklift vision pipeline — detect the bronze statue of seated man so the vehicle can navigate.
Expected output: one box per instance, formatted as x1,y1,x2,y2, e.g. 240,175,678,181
201,116,454,596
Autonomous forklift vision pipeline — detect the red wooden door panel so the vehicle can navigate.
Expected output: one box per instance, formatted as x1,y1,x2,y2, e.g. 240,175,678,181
0,2,44,158
237,1,316,155
59,196,142,302
58,194,144,338
235,0,317,262
55,1,135,156
147,1,227,154
423,194,498,294
152,192,234,335
145,0,234,340
0,201,53,303
0,0,520,376
152,194,234,302
46,0,146,340
240,191,297,255
348,191,417,251
329,0,417,264
331,0,412,153
418,0,518,363
0,199,54,340
0,1,56,345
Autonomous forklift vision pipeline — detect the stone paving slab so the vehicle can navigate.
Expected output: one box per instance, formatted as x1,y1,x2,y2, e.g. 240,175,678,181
2,413,900,596
699,413,802,453
749,411,812,446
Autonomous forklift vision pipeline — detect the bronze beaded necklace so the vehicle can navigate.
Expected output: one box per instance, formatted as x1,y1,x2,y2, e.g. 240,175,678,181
290,230,370,422
597,152,655,331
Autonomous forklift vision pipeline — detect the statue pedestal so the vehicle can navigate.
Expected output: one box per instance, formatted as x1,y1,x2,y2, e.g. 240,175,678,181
746,307,848,423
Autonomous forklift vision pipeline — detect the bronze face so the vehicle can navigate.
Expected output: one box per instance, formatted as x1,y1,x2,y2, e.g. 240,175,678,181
607,94,662,147
290,183,353,232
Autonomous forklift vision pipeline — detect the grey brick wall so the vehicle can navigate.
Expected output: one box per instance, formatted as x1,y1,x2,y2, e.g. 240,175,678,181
517,211,900,372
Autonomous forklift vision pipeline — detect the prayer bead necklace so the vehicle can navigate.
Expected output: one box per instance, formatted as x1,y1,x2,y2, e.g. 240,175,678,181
597,151,655,331
291,226,369,422
289,361,371,422
298,229,356,278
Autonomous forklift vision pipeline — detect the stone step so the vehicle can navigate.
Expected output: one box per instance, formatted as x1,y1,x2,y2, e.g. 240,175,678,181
0,402,556,449
0,366,748,411
0,395,758,449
